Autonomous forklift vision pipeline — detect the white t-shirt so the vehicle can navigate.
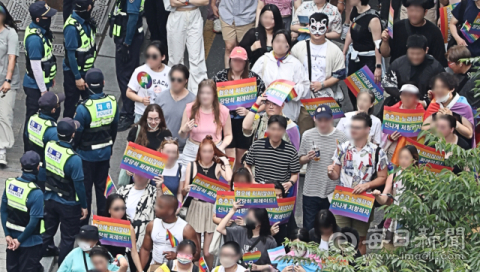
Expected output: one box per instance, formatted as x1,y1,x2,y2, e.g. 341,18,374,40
214,265,247,272
303,42,334,98
126,188,145,220
128,64,171,115
162,163,186,182
336,112,382,144
319,239,329,251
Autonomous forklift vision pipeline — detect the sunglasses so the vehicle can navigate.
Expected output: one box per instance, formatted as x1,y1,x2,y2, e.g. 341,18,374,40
170,77,185,83
146,54,160,60
112,206,127,212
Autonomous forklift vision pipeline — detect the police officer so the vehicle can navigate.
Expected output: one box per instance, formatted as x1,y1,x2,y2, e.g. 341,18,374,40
25,92,65,191
110,0,145,131
42,118,88,265
73,68,119,225
63,0,97,118
23,1,58,152
1,151,45,272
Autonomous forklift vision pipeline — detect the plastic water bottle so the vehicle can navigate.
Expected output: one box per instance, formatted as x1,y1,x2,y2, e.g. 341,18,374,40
312,141,320,161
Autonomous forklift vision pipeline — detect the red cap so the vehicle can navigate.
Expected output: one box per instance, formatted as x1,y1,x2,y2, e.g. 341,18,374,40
230,46,248,61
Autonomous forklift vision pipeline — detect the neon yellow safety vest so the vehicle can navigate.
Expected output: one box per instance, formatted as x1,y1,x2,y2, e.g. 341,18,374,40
45,141,79,201
24,26,57,84
63,16,97,72
27,114,55,148
5,178,45,234
111,0,145,38
79,95,117,150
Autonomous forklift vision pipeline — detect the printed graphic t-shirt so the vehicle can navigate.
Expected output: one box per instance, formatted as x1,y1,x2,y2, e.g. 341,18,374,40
128,64,171,115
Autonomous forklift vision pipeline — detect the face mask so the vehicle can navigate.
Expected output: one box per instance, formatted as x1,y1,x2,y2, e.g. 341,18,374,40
177,253,193,264
148,122,159,130
220,257,237,268
78,241,92,252
77,10,92,20
37,17,52,30
245,218,257,230
436,92,451,103
309,18,328,36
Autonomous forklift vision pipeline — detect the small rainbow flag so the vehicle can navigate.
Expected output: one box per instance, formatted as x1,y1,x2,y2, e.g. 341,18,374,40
298,26,310,33
243,251,261,263
166,229,179,247
104,175,115,197
344,65,384,105
285,88,298,102
439,3,459,44
199,257,209,272
388,2,394,38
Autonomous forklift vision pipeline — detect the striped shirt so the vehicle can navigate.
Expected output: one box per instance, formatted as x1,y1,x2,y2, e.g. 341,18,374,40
299,128,348,198
245,138,301,184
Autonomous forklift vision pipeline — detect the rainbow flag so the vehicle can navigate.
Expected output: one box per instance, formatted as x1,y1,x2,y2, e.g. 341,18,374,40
104,175,115,197
329,186,375,222
344,65,384,105
426,163,453,175
166,229,179,247
439,3,459,44
265,79,296,106
92,215,132,248
243,251,261,263
298,26,310,33
199,257,209,272
120,142,168,179
228,157,235,169
388,2,394,38
382,106,425,137
217,77,257,110
301,97,345,119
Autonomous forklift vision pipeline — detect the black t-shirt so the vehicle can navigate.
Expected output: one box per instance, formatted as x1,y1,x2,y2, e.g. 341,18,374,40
384,19,447,67
350,8,378,52
457,66,480,109
127,126,173,151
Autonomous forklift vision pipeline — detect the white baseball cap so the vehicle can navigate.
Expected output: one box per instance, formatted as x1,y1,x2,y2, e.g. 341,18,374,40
399,84,419,95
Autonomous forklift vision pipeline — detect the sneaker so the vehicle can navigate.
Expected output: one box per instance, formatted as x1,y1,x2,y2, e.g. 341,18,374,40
43,247,59,257
118,115,134,132
0,153,6,165
341,23,350,40
213,19,221,33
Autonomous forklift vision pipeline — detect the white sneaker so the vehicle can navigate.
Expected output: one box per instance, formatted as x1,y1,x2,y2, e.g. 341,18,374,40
0,153,7,165
213,19,221,33
341,23,350,40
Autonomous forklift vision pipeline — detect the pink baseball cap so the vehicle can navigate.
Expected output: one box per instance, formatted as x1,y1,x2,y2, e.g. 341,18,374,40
230,46,248,61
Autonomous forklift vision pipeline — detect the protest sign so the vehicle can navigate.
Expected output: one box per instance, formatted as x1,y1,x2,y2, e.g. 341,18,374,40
439,3,459,44
405,138,445,166
234,183,278,208
344,65,384,105
388,3,394,38
92,215,132,248
189,174,231,204
215,191,248,219
382,106,424,137
426,163,453,175
301,97,345,119
268,246,286,263
461,22,480,43
228,157,235,169
217,77,257,110
120,142,168,179
265,80,297,106
267,196,296,225
329,186,375,222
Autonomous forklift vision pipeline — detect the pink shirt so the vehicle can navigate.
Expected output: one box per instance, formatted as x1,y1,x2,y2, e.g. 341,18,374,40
261,0,292,16
185,102,230,142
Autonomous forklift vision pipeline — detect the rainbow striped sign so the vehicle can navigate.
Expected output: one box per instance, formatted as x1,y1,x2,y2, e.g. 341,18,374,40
330,186,374,222
344,65,384,105
298,26,310,33
215,191,248,219
382,106,425,137
217,77,257,110
301,97,345,119
189,174,231,204
234,183,278,208
426,163,453,175
439,3,459,44
266,196,296,225
120,142,168,179
228,157,235,169
265,79,297,106
388,2,394,38
406,138,445,166
92,215,132,248
243,251,261,263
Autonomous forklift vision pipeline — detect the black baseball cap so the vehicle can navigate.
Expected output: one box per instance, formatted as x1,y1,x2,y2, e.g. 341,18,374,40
57,117,80,137
314,105,333,119
75,0,95,11
29,1,57,18
76,225,99,240
85,68,104,92
20,151,41,171
38,92,66,108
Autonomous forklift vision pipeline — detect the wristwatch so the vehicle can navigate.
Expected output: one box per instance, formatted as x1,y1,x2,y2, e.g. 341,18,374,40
289,180,295,186
376,64,382,69
4,79,11,83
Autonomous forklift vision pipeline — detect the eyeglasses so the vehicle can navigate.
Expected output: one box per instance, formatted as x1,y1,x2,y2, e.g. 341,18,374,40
165,136,178,142
147,118,161,122
146,54,160,60
170,77,185,83
112,206,127,212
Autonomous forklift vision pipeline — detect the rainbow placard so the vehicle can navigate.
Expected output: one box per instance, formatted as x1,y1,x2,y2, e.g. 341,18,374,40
265,79,297,106
426,163,453,175
217,77,257,110
388,2,394,38
215,191,248,219
301,97,345,119
329,186,375,222
439,3,459,44
266,196,296,225
234,183,278,208
461,22,480,43
405,138,445,166
189,174,231,204
120,142,168,179
243,251,261,263
382,106,425,137
92,215,132,248
228,157,235,169
344,65,384,105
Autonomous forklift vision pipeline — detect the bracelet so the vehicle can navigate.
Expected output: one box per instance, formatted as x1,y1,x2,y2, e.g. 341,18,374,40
116,254,125,260
387,134,393,141
289,180,295,186
250,103,260,113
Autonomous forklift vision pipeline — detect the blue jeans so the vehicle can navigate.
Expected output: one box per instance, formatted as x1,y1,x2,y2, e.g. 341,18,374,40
302,195,330,231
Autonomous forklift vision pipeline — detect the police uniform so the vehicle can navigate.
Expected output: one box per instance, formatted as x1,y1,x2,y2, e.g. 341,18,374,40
63,0,98,118
42,118,87,265
73,68,119,225
110,0,145,130
23,2,59,152
1,151,45,272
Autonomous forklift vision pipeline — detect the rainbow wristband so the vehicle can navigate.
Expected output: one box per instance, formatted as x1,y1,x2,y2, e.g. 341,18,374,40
250,103,260,113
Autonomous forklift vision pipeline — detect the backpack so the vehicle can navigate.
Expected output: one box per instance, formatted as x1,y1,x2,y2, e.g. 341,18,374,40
353,8,387,32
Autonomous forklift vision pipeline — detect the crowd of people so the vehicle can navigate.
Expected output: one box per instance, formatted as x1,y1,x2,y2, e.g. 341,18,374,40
0,0,479,271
